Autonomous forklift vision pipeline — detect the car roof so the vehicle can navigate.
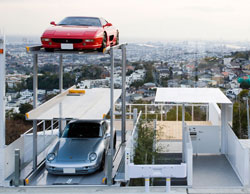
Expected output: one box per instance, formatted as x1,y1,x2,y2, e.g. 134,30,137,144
66,16,100,19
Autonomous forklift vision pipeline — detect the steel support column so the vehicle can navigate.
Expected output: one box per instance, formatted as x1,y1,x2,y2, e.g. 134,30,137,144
182,103,185,162
121,45,126,143
59,54,63,137
32,54,38,170
221,104,226,154
107,48,114,185
0,35,6,186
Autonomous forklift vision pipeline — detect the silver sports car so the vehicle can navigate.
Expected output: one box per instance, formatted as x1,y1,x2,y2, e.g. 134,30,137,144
46,119,116,175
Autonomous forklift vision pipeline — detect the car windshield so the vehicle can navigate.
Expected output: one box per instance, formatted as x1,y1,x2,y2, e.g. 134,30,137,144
62,122,102,138
58,17,102,27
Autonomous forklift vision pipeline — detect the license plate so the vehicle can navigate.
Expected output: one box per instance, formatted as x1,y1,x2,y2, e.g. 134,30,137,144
61,43,73,50
63,168,75,174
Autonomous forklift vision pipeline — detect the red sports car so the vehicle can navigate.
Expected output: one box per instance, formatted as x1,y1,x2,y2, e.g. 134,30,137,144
41,16,119,52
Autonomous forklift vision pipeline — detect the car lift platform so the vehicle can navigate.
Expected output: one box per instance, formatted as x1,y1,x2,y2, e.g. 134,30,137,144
26,45,113,55
26,87,121,120
26,127,131,186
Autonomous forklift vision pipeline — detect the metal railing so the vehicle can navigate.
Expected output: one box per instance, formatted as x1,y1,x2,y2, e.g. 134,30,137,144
124,110,187,193
129,111,142,163
115,103,209,121
23,120,59,166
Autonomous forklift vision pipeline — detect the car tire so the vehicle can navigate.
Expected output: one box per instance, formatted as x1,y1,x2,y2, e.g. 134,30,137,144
45,48,54,52
98,33,107,52
115,31,119,45
99,153,105,171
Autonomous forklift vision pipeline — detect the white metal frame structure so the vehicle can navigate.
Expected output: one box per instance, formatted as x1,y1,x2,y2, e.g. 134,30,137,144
26,45,127,186
0,44,128,187
155,87,249,186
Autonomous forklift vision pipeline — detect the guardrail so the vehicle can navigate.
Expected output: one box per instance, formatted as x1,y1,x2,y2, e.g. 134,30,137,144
4,120,59,185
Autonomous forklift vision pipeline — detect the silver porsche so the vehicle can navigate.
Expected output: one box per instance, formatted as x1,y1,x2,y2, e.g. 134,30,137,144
46,119,116,175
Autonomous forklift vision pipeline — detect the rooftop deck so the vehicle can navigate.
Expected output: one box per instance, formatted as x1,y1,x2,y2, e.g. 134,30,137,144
157,121,212,141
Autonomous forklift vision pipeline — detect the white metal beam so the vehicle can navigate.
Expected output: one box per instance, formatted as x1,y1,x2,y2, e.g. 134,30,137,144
127,163,186,178
32,54,38,170
0,34,6,186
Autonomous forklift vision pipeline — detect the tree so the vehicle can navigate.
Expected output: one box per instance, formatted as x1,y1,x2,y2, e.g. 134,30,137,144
130,80,144,89
19,103,33,114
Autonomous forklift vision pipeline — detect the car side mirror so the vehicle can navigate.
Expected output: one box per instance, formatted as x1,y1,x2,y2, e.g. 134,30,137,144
104,133,111,139
50,21,56,26
104,23,112,27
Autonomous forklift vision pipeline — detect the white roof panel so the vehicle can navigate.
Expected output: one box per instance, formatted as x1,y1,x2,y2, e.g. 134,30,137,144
27,88,121,120
155,88,232,104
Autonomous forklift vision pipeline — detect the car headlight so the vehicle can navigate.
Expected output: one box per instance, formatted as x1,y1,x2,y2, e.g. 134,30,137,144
85,39,94,42
42,38,50,42
89,153,97,161
47,153,55,161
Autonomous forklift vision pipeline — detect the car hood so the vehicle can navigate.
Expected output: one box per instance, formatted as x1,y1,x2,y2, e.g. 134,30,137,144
42,25,102,37
56,138,102,161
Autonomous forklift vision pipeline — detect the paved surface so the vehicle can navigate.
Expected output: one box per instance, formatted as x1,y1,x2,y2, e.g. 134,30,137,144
2,186,250,194
193,155,241,188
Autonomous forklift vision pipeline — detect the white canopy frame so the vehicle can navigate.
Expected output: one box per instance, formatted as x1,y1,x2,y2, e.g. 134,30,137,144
155,87,232,161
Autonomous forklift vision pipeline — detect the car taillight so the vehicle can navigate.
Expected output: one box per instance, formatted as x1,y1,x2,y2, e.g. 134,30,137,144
42,38,50,42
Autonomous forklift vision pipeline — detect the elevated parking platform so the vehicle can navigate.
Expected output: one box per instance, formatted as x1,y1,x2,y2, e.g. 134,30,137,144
25,45,114,55
26,87,121,120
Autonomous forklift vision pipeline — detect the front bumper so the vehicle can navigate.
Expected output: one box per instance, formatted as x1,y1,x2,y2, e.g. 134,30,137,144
41,36,103,50
46,162,100,175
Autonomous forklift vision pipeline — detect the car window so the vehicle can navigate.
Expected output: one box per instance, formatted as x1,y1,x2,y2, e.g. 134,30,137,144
100,18,107,26
58,17,102,27
62,122,102,138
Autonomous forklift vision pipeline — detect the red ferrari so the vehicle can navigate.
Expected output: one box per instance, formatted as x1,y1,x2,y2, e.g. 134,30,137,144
41,16,119,52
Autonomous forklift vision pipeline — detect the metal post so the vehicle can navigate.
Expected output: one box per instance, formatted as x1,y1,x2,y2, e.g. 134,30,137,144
0,34,6,186
107,48,114,186
176,105,178,121
32,54,38,170
145,105,147,119
166,178,171,193
145,178,150,192
182,103,185,162
221,104,226,154
153,120,156,164
161,105,163,121
191,105,194,121
59,55,63,137
206,105,209,121
129,105,132,119
14,149,20,187
121,45,126,143
133,108,138,127
43,121,46,155
59,54,63,93
51,120,53,135
247,98,250,139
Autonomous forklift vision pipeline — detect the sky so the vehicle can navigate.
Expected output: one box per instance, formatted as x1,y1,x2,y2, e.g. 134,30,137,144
0,0,250,41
